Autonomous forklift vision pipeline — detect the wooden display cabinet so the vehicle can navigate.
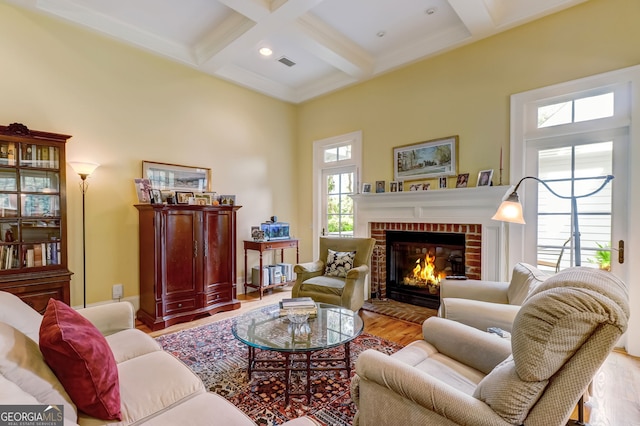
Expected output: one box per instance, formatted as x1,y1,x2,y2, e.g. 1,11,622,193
0,123,72,312
135,204,241,330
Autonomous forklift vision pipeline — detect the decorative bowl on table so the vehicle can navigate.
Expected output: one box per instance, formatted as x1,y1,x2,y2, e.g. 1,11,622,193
286,310,310,324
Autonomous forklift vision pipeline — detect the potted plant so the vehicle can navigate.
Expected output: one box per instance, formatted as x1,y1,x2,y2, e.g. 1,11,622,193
589,242,611,271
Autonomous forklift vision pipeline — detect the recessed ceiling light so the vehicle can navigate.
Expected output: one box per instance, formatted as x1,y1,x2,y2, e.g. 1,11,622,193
376,31,386,38
259,47,273,57
426,7,437,15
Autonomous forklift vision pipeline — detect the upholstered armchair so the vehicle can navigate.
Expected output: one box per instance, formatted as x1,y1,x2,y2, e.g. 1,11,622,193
438,262,548,332
352,267,629,426
292,237,375,312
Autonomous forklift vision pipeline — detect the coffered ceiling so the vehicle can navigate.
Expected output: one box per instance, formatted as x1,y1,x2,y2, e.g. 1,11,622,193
6,0,588,103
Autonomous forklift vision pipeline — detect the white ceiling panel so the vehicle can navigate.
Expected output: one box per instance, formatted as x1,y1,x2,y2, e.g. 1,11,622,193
3,0,590,103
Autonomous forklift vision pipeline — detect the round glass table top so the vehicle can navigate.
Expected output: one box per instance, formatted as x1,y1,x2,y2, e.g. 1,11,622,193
231,303,364,352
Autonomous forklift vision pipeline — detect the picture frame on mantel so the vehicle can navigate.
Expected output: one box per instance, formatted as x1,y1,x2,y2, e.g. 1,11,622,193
142,160,211,192
394,135,458,181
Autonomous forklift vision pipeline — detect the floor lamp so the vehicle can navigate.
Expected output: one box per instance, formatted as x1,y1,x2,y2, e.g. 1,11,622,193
491,173,614,426
68,162,100,308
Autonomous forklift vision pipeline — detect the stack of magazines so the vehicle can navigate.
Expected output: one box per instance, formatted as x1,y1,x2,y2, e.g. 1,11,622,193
279,297,317,317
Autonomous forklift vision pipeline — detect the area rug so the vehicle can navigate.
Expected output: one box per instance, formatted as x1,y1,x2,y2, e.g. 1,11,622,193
361,299,437,324
156,317,403,426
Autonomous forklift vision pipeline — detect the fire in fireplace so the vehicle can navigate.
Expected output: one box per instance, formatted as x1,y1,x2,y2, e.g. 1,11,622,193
386,230,466,309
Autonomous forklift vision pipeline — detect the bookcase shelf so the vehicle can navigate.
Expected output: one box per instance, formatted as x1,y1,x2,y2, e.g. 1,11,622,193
0,123,71,313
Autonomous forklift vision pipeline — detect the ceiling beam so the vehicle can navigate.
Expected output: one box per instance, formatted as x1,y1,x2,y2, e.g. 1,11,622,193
201,0,326,71
294,14,373,79
447,0,496,37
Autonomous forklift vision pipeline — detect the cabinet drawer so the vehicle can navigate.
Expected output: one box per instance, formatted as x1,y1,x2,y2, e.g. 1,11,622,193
165,298,196,314
206,289,231,306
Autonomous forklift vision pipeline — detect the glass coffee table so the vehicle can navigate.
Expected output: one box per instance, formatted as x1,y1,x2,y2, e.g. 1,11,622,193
231,302,364,404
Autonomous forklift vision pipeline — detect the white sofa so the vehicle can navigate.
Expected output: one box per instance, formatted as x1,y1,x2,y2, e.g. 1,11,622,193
0,291,317,426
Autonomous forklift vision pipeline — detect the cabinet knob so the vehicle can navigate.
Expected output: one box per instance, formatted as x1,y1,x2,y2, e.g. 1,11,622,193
178,303,183,308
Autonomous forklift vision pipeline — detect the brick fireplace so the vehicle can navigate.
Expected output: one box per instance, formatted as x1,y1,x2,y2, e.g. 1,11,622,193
370,222,482,302
351,186,510,303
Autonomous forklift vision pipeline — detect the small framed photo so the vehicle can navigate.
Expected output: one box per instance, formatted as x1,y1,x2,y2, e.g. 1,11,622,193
150,189,162,204
397,181,404,192
456,173,469,188
422,183,431,190
134,178,152,203
195,193,210,205
389,181,399,192
203,192,218,205
175,191,194,204
439,177,447,189
409,183,422,191
375,180,386,193
219,195,236,205
362,183,372,193
477,169,494,187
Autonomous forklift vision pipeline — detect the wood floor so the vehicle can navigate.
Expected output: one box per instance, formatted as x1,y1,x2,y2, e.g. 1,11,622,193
139,287,640,425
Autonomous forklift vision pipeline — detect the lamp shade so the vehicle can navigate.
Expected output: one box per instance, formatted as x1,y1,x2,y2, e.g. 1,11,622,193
68,162,100,177
491,192,526,224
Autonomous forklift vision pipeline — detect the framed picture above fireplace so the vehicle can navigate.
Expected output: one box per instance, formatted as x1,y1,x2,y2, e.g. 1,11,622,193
393,135,458,181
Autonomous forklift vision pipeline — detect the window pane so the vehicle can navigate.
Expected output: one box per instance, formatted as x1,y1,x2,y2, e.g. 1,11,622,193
538,147,572,180
326,175,338,194
538,102,572,128
338,145,351,161
324,148,337,163
339,173,353,193
327,195,340,214
574,142,613,177
340,194,353,214
575,93,614,122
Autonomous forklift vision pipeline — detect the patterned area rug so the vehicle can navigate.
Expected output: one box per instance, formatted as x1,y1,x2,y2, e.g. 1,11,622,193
156,317,403,425
361,299,437,324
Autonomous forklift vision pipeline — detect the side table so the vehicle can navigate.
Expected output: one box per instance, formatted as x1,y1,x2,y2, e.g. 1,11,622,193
243,239,298,299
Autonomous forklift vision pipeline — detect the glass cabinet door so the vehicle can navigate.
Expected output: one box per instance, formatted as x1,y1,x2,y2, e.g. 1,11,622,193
0,142,62,271
19,144,60,169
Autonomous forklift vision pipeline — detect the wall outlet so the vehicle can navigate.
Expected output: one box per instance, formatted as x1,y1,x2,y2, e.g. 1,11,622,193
112,284,123,300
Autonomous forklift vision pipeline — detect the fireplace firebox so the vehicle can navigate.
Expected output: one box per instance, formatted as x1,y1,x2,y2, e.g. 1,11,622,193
386,230,465,309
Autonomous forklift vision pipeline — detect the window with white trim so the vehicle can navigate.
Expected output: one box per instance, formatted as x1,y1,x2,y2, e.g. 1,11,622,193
313,132,362,239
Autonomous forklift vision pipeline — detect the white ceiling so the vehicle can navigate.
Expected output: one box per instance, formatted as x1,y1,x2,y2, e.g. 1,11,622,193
7,0,588,103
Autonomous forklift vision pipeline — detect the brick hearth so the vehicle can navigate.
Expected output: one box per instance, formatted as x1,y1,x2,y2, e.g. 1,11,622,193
369,222,482,298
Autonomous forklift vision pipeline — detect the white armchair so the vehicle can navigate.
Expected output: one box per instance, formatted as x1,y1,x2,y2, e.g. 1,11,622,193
438,262,549,332
352,267,629,426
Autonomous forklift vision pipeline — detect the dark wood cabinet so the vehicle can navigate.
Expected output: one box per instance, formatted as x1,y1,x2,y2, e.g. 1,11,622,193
135,204,241,330
0,123,72,312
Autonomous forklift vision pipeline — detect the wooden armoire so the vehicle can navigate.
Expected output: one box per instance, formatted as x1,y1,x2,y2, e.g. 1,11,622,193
135,204,241,330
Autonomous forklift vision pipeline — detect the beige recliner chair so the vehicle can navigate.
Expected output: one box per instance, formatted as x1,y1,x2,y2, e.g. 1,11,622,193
292,237,375,312
439,262,549,332
352,267,629,426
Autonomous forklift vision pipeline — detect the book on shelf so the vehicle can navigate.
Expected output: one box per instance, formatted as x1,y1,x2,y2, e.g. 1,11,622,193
280,297,315,309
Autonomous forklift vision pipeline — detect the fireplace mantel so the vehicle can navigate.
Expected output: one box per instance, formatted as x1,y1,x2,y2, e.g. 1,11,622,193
352,186,511,284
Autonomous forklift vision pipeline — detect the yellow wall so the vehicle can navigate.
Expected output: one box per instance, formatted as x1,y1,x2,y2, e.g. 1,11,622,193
0,4,298,306
296,0,640,256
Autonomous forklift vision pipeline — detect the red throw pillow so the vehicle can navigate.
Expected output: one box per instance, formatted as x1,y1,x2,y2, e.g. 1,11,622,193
39,299,121,420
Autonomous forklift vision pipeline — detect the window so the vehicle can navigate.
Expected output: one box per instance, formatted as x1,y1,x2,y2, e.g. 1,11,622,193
325,171,354,236
537,92,614,128
313,132,362,242
536,142,613,271
511,71,630,277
